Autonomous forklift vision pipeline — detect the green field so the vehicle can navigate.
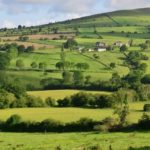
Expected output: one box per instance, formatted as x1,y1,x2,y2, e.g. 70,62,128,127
0,132,149,150
0,102,149,123
0,7,150,150
28,90,111,100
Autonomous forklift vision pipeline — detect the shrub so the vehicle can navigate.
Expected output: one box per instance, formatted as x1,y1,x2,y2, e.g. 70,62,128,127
26,95,45,107
95,95,114,108
57,97,71,107
143,104,150,112
11,96,27,108
89,145,102,150
0,89,16,109
16,59,24,69
94,117,116,132
6,114,22,125
31,62,38,69
71,92,90,107
40,119,63,132
45,97,56,107
141,74,150,84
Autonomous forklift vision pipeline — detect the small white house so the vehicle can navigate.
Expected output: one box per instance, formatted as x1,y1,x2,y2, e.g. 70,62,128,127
88,48,94,52
96,42,106,47
114,41,123,47
95,47,107,52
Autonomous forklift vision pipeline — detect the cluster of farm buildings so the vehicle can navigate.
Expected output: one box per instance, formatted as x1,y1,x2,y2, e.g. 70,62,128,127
78,41,130,52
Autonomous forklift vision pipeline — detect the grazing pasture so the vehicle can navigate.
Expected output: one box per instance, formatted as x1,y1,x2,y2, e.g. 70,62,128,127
0,102,149,123
28,90,111,100
0,132,149,150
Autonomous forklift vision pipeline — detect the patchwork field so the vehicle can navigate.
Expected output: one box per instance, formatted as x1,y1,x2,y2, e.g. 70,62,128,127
0,7,150,150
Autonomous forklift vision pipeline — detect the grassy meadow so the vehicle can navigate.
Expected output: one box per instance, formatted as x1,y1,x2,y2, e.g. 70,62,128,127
28,90,111,100
0,132,150,150
0,102,149,123
0,7,150,150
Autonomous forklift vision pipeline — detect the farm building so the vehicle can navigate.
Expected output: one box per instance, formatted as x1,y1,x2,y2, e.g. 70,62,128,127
88,48,94,52
114,41,123,47
95,42,107,52
96,42,106,47
95,47,107,52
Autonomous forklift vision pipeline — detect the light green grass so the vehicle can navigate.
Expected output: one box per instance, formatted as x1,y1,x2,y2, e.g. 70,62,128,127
0,132,149,150
28,90,111,100
0,102,149,123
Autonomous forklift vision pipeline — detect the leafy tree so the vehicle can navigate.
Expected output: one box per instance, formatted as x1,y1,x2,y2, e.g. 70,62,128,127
57,97,71,107
73,71,84,86
0,53,10,70
26,46,34,53
39,62,47,71
120,45,128,53
140,43,148,51
45,97,56,107
64,38,78,50
6,114,22,125
31,62,38,69
7,46,18,59
76,63,89,71
110,72,122,88
62,71,73,85
71,92,89,107
93,54,99,59
16,59,24,69
113,90,130,126
56,62,64,70
85,75,91,84
110,63,116,69
18,25,22,30
17,45,26,54
52,27,59,34
0,89,15,109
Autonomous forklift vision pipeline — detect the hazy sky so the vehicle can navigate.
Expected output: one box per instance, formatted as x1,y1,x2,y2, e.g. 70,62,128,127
0,0,150,28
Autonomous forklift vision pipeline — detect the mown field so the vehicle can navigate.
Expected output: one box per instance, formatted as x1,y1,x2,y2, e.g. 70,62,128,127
0,132,149,150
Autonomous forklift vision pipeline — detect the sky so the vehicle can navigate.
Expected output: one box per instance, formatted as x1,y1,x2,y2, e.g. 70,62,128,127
0,0,150,28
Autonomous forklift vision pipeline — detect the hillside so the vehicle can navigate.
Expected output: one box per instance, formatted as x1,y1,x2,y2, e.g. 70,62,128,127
0,7,150,37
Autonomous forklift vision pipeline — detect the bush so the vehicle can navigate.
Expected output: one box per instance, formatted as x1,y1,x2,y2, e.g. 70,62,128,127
141,74,150,84
57,97,71,107
94,117,116,132
0,89,16,109
39,119,63,132
95,95,114,108
94,124,109,132
71,92,90,107
26,95,45,107
6,114,22,125
11,96,27,108
45,97,56,107
143,104,150,112
16,59,24,69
